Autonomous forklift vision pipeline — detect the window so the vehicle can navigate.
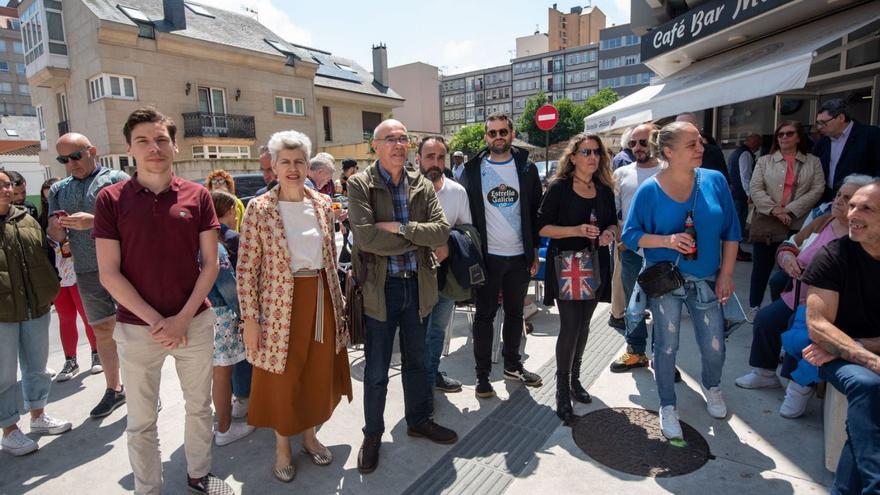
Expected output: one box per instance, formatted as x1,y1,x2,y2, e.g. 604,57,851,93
192,145,251,159
16,63,25,74
0,62,7,72
9,19,20,30
600,34,640,50
0,83,11,95
362,111,382,135
5,129,18,137
89,74,137,101
22,105,35,116
99,155,135,170
322,106,332,141
19,84,30,95
0,40,5,52
117,5,154,39
12,42,23,54
185,2,215,17
274,96,305,116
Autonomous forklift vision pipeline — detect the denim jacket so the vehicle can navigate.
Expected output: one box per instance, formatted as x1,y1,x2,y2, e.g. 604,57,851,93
208,243,240,315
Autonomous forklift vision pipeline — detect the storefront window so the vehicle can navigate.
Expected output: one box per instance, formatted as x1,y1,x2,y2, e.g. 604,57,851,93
846,20,880,69
715,96,775,148
819,88,873,125
809,39,841,77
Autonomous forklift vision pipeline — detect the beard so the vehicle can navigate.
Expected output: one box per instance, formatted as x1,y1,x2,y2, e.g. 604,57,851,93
635,151,653,164
490,140,512,155
422,167,444,182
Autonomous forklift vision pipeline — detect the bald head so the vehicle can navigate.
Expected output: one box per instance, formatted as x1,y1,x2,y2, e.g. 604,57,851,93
371,119,408,171
372,119,406,141
56,132,98,179
630,123,657,165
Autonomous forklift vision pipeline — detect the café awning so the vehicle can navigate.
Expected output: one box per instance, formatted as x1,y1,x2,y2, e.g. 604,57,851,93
584,3,878,133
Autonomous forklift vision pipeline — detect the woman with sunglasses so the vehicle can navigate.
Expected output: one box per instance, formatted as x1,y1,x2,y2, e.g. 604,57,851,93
537,133,617,425
747,121,824,320
205,169,245,230
0,168,72,456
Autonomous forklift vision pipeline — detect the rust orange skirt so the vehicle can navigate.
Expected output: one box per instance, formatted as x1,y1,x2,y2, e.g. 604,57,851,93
247,273,352,436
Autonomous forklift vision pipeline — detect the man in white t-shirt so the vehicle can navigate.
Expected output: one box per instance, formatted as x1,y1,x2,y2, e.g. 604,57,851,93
460,112,543,399
417,136,472,397
610,123,661,374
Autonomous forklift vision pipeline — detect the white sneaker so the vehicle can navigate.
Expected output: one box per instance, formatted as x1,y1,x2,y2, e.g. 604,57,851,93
29,414,72,435
746,306,760,323
2,429,38,456
779,382,814,419
703,386,728,419
734,369,781,389
215,422,255,446
231,396,249,419
659,405,683,440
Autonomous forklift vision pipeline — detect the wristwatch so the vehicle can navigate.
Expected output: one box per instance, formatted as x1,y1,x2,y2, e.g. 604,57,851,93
398,223,407,236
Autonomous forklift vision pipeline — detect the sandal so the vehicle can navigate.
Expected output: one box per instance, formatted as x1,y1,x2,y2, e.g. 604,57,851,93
301,445,333,466
272,463,296,482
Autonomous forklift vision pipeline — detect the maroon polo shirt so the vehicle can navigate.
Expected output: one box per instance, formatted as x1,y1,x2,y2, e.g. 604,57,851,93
92,174,219,326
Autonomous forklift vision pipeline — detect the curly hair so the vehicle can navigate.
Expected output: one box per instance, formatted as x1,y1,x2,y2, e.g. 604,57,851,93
554,133,615,190
205,169,235,194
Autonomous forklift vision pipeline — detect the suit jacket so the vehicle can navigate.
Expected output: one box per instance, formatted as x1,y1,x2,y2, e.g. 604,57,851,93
812,121,880,201
237,186,348,374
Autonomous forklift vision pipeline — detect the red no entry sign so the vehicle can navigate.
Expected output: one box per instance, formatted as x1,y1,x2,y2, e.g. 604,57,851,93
535,104,559,131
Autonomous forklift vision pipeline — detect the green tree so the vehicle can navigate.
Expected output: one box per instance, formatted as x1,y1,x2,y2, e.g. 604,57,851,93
582,88,620,117
449,123,486,155
515,89,620,146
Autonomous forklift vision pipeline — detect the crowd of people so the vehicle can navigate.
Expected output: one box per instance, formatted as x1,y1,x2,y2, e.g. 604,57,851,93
0,98,878,495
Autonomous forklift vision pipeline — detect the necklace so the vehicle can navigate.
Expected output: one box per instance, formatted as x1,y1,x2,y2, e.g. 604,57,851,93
573,174,594,187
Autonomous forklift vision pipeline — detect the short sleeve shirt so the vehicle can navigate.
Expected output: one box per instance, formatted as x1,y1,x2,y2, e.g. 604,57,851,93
480,157,524,256
92,175,219,325
47,166,130,273
802,236,880,339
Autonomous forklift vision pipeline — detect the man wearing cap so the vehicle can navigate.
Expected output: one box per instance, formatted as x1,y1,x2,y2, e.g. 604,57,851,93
451,151,466,181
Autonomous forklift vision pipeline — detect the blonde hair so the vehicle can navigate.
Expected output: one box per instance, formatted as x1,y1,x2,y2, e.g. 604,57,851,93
554,133,615,190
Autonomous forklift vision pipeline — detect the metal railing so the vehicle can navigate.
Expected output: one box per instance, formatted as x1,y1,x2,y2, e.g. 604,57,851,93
182,112,256,139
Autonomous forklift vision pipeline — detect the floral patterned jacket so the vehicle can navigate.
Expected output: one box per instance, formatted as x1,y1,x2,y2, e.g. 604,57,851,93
237,186,348,374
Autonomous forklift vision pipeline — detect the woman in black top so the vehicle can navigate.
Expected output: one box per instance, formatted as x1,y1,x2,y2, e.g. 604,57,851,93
537,133,617,425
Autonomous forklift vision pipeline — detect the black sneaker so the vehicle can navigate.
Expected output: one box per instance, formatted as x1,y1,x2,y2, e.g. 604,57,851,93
187,473,233,495
90,387,126,418
608,315,626,330
503,366,542,387
56,358,79,382
407,419,458,444
475,376,496,399
434,372,462,393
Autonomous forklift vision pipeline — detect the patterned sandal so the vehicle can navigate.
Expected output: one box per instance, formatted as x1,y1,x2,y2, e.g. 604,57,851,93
272,463,296,482
301,445,333,466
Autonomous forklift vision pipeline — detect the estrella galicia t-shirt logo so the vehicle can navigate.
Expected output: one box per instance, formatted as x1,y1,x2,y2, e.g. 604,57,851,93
487,183,519,208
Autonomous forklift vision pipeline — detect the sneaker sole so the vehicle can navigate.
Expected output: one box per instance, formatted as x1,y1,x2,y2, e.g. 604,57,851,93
31,423,72,435
609,362,648,373
215,429,255,447
406,429,458,444
90,397,126,419
434,385,463,393
734,380,781,390
90,367,104,374
475,390,496,399
502,374,542,387
55,373,75,382
2,442,39,456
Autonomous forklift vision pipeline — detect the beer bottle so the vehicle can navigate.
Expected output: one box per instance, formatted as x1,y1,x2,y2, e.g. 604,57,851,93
590,211,599,250
684,210,698,260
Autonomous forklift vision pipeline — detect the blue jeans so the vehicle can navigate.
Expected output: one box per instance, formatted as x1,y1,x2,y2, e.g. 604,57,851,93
820,359,880,495
231,359,252,398
425,294,455,389
0,313,52,428
363,278,431,435
621,249,649,354
648,275,726,407
748,298,799,380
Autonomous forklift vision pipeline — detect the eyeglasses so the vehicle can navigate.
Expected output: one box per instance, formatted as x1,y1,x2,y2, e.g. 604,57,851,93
579,148,603,157
815,116,836,128
776,130,797,138
627,139,649,148
378,135,410,145
486,129,510,138
56,148,89,164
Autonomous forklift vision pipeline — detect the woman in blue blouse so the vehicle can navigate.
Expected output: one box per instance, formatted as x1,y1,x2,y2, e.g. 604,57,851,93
622,121,740,440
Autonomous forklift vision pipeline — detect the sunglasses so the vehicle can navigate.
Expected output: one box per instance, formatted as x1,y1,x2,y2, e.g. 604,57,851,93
776,130,797,138
486,129,510,138
627,139,649,148
56,149,89,164
579,148,603,157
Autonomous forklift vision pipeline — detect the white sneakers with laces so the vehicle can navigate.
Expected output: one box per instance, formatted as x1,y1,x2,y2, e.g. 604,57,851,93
779,381,815,418
703,386,728,419
231,396,249,419
1,429,38,456
659,405,683,440
735,369,782,389
29,413,72,435
214,422,255,446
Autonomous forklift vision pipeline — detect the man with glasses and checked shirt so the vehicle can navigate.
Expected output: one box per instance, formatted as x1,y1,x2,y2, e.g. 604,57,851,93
46,133,130,419
459,112,544,399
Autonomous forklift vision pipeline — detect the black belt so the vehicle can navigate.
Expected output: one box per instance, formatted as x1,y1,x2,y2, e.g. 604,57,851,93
388,270,417,279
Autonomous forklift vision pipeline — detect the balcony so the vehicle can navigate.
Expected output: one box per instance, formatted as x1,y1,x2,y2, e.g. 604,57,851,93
57,120,70,136
182,112,256,139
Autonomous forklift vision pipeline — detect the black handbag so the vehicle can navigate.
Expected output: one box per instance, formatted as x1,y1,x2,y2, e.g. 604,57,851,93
344,250,368,346
636,170,702,299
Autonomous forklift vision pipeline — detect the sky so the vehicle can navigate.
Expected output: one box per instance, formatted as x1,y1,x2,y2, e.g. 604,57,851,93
209,0,632,75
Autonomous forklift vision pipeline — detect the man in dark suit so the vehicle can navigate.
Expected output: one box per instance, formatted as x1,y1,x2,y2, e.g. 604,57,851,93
813,98,880,202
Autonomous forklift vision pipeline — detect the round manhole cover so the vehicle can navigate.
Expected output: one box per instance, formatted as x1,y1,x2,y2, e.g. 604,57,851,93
572,407,711,477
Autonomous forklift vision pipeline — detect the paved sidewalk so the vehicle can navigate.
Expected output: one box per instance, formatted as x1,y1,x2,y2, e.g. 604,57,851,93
1,262,834,494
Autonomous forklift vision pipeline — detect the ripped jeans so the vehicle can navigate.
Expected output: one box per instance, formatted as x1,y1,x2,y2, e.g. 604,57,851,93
643,271,726,407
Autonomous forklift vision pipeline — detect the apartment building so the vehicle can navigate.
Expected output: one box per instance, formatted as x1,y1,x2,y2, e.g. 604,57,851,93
597,24,652,97
21,0,402,176
0,4,34,117
547,4,605,52
388,61,440,133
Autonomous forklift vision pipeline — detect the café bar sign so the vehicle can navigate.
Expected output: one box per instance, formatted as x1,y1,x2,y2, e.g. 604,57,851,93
641,0,793,60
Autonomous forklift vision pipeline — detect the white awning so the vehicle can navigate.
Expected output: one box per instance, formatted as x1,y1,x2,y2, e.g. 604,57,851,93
584,4,879,133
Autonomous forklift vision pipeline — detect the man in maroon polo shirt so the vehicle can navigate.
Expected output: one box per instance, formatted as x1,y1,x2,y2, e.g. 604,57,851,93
93,108,231,495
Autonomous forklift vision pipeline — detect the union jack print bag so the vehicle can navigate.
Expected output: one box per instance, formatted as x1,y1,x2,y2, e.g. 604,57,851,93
554,248,601,301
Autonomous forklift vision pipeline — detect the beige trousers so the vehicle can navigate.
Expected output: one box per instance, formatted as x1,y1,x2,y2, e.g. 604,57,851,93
115,310,215,495
610,244,626,319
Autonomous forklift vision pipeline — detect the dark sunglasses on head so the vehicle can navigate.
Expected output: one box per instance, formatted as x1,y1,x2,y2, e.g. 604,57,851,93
628,139,649,148
776,130,797,138
486,129,510,138
579,148,603,157
56,149,88,164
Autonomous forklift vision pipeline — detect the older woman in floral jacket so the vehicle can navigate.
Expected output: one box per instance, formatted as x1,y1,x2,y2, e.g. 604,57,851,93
237,130,351,483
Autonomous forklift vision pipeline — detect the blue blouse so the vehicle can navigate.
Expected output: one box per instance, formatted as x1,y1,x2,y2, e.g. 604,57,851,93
622,168,741,279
